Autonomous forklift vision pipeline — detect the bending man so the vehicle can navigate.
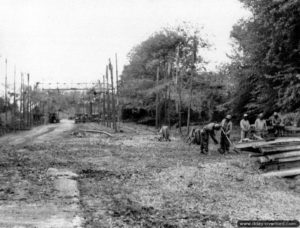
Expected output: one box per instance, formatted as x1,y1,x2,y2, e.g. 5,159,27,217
200,123,221,155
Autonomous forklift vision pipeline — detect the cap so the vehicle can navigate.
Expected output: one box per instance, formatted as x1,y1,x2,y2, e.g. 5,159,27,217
214,124,221,130
243,114,248,117
226,115,232,119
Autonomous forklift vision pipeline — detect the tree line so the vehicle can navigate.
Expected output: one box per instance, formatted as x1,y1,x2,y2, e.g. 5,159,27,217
119,0,300,130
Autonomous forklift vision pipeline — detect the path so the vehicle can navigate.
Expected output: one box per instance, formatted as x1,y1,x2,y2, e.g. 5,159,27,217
0,120,83,228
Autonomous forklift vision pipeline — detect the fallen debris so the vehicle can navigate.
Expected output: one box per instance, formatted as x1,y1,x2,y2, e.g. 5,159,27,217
70,131,86,138
80,129,113,137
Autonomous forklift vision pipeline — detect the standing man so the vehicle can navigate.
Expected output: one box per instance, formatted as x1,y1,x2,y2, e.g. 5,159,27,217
255,113,267,138
219,115,232,154
240,114,250,142
270,112,283,137
200,123,221,155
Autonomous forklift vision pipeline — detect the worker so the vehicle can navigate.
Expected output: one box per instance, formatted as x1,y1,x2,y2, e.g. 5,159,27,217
187,127,201,145
158,125,171,141
200,123,221,155
254,113,267,138
240,113,250,142
270,112,283,137
219,115,232,154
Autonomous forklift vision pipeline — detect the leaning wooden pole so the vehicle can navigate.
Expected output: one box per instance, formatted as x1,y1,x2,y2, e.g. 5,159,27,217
109,58,117,132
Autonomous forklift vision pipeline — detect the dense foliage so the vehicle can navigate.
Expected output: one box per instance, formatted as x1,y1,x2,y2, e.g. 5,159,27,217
119,26,230,126
229,0,300,116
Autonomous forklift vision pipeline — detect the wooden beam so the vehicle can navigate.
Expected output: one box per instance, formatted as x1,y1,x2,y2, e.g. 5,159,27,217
260,145,300,154
265,151,300,160
235,137,300,150
262,168,300,177
263,162,300,173
258,153,300,163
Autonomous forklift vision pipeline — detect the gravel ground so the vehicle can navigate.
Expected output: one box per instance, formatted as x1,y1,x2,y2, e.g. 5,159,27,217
0,121,299,227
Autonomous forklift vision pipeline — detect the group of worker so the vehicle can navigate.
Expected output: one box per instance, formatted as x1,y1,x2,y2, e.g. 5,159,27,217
240,112,283,141
192,112,283,155
196,115,232,155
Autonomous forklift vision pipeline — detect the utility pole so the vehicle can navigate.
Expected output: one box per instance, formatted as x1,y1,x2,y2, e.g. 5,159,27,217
106,65,111,128
115,53,120,130
167,62,171,127
13,65,16,131
20,73,23,129
5,59,7,125
27,73,30,128
102,75,106,126
21,73,25,128
98,79,101,124
187,36,197,135
175,46,182,134
155,65,160,129
109,58,117,132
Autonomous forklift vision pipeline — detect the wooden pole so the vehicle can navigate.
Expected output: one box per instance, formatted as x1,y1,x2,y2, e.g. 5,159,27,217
27,74,30,128
13,65,16,131
28,74,32,128
22,73,25,128
115,53,120,130
155,65,160,129
187,36,197,135
102,75,106,125
167,62,171,127
5,59,7,125
106,65,111,127
109,59,117,132
164,63,167,125
19,73,22,130
98,79,101,124
175,46,182,134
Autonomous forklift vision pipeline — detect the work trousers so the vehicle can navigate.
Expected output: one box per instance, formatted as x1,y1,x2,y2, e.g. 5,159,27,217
241,130,249,140
200,130,209,154
220,132,230,153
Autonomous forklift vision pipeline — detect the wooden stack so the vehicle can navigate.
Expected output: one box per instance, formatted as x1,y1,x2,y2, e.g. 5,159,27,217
235,137,300,177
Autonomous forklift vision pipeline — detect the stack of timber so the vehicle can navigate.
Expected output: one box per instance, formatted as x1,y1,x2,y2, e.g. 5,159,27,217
235,137,300,177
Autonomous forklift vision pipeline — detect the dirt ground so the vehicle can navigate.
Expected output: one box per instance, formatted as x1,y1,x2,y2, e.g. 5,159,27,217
0,120,299,228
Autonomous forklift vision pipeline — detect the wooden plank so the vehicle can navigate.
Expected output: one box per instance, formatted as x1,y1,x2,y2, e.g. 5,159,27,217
235,137,300,149
261,145,300,154
266,151,300,160
278,156,300,163
262,168,300,177
258,155,300,163
263,162,300,173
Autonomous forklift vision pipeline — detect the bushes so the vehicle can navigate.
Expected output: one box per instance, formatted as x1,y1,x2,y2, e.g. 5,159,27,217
282,113,300,127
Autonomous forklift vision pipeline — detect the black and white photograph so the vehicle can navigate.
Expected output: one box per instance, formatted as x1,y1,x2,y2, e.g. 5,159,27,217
0,0,299,227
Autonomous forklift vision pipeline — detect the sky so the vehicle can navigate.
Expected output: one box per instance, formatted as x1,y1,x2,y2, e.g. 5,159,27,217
0,0,251,91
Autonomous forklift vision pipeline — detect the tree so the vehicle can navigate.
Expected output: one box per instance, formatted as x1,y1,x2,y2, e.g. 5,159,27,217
229,0,300,116
120,24,210,130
